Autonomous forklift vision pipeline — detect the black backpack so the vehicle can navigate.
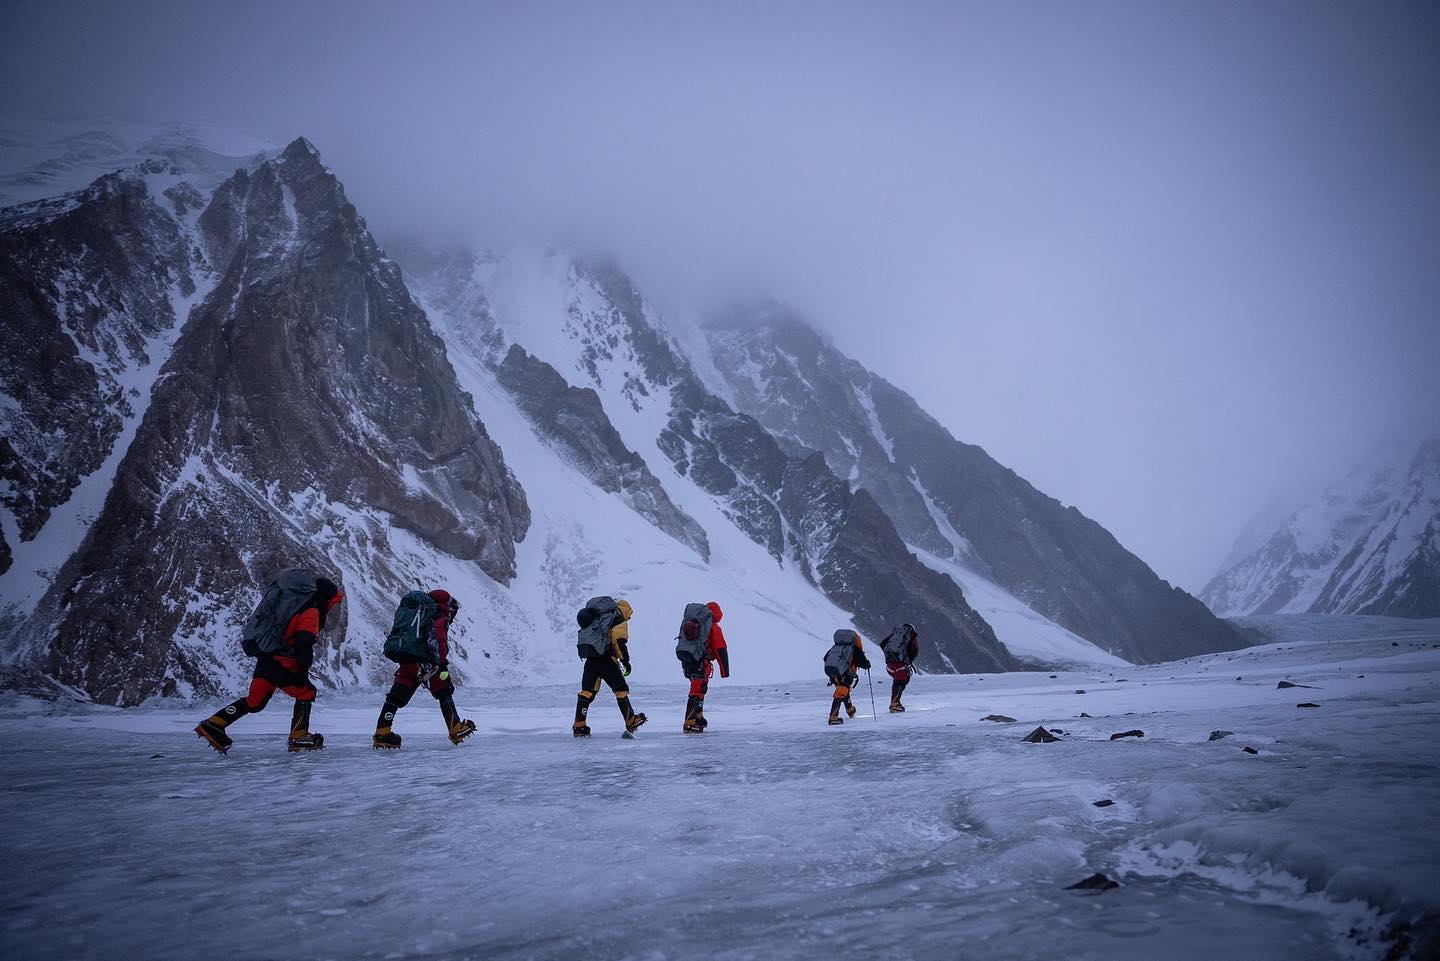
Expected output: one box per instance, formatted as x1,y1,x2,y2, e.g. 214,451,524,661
881,623,917,664
674,602,713,665
240,568,317,657
383,591,441,663
577,596,621,659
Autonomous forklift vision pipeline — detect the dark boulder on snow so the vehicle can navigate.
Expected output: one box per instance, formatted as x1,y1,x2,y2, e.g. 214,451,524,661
1109,730,1145,740
1022,726,1060,743
1075,689,1086,694
1066,873,1120,891
1080,712,1092,718
1208,730,1234,741
1243,746,1259,754
1092,799,1115,808
982,714,1017,723
1277,680,1315,689
1297,702,1321,708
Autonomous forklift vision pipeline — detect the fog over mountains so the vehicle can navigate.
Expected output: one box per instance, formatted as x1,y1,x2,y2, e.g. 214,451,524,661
0,126,1254,703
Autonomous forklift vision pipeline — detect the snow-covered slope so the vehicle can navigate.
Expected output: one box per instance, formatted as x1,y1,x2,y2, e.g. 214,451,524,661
1204,440,1440,619
698,305,1243,665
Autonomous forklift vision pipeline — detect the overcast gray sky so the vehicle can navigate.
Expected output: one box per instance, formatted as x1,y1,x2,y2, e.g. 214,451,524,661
3,0,1437,591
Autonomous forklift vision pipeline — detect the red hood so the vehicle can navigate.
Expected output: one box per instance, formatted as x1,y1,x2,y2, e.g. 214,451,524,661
429,589,451,607
707,601,723,622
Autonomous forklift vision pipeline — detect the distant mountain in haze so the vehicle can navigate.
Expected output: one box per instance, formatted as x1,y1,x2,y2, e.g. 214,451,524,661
1203,439,1440,619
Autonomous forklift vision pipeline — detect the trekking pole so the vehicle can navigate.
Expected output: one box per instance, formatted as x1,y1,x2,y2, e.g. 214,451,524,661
866,669,877,723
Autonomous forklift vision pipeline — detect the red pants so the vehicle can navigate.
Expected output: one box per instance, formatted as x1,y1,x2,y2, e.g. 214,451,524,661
686,658,714,697
244,654,316,710
393,660,450,697
886,660,912,683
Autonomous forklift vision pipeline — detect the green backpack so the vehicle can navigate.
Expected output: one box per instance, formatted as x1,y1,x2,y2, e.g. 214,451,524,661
384,591,440,663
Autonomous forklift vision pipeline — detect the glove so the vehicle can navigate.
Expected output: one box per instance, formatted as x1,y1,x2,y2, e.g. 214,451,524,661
855,653,872,671
619,657,632,678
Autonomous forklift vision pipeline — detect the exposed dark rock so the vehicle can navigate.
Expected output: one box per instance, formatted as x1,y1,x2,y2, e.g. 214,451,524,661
496,343,708,558
1075,689,1086,694
982,714,1016,723
1208,730,1234,741
1023,726,1059,743
1080,712,1092,718
12,139,530,703
1243,746,1259,754
1092,799,1115,808
1109,730,1145,740
1066,872,1120,891
705,307,1249,663
1277,680,1315,689
1297,702,1321,708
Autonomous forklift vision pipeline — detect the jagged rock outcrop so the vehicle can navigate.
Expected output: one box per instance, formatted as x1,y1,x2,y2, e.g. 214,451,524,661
1204,440,1440,618
9,139,529,703
496,343,708,559
0,161,209,576
705,306,1245,663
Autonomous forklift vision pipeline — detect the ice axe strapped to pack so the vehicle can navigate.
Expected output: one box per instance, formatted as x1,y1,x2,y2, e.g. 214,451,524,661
674,601,713,664
241,568,319,657
576,596,622,658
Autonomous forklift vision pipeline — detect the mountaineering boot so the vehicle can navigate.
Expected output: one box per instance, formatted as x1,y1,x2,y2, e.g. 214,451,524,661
373,700,403,749
616,691,647,734
845,698,858,719
889,699,905,713
287,700,324,752
574,689,593,737
683,695,705,733
447,718,477,745
439,695,476,745
195,698,249,754
829,697,845,725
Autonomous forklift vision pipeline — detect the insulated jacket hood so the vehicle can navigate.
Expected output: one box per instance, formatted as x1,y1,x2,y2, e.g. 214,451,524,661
707,601,723,622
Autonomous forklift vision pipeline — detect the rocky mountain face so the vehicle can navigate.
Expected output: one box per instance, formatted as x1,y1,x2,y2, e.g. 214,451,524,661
3,126,1265,701
407,255,1017,673
1203,440,1440,619
495,343,709,559
3,139,529,703
704,306,1245,664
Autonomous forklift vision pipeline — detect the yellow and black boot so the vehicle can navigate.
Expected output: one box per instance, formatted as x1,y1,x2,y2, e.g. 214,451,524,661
195,699,248,754
828,696,845,725
440,694,476,745
618,692,647,734
683,695,705,733
573,690,594,737
287,700,324,752
373,700,403,749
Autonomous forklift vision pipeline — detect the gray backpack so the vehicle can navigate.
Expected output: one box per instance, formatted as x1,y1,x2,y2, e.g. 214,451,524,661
674,602,713,664
241,568,317,657
576,596,621,659
881,623,917,664
823,629,858,679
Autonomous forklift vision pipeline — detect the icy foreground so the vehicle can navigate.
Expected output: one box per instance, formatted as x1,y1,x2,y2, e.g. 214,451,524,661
2,622,1438,961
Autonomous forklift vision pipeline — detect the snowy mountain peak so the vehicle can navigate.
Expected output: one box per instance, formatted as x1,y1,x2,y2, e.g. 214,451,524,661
1203,438,1440,618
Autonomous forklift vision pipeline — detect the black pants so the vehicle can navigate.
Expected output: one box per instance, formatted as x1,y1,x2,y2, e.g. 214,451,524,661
575,656,634,727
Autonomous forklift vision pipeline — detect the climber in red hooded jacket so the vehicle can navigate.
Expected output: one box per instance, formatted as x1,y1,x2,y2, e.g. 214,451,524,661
372,589,477,749
681,601,730,733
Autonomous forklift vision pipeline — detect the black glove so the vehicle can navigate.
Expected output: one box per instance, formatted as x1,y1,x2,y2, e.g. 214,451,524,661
855,652,872,670
619,657,632,677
